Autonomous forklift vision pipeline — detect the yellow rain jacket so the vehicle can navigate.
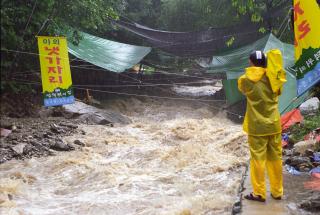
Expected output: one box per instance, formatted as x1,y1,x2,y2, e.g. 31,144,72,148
238,67,282,136
238,50,286,199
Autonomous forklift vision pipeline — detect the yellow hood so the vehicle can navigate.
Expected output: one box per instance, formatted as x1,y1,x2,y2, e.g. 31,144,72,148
245,67,266,82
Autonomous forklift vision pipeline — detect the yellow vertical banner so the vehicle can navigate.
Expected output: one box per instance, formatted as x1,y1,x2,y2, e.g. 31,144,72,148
293,0,320,95
37,36,75,106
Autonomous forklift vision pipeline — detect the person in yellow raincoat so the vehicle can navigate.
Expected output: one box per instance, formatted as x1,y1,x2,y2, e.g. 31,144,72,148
238,50,284,202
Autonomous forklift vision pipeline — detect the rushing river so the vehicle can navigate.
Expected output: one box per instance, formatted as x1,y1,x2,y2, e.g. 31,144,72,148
0,96,249,215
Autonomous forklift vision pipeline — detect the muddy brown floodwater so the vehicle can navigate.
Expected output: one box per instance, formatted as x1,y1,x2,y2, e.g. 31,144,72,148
0,98,249,215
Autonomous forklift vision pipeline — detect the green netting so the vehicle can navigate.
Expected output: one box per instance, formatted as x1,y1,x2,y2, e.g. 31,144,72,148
205,34,297,114
67,31,151,73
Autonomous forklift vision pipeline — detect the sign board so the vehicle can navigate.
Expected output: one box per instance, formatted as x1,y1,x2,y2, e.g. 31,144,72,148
293,0,320,95
37,36,74,106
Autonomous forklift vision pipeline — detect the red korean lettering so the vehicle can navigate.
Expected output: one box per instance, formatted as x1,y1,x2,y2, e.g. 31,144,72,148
294,2,304,21
49,76,57,83
298,20,310,39
46,56,53,64
45,46,59,55
56,57,61,65
57,66,62,74
46,57,61,64
58,76,63,83
48,67,56,73
48,66,62,74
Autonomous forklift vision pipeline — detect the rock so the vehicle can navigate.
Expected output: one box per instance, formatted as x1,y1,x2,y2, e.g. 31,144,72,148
63,101,131,125
50,141,73,151
0,122,13,129
305,149,315,157
299,97,320,114
286,156,313,170
1,128,12,137
232,196,242,214
285,156,313,172
38,107,54,118
283,149,294,156
23,144,36,155
59,123,78,129
74,139,85,147
232,205,241,214
50,124,62,134
48,149,57,156
298,166,312,172
299,195,320,212
43,133,53,138
78,113,112,125
11,143,26,155
294,140,316,155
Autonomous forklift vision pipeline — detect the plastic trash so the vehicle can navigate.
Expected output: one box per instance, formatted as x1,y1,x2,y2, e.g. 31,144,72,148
309,167,320,174
285,164,301,175
281,109,303,131
281,133,289,147
314,152,320,162
304,128,320,142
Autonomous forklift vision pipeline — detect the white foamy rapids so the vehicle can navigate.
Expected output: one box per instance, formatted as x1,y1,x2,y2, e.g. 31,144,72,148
172,81,222,97
0,99,248,215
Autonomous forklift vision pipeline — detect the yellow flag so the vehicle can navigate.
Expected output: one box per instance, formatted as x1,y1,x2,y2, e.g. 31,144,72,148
293,0,320,95
294,0,320,60
37,36,74,106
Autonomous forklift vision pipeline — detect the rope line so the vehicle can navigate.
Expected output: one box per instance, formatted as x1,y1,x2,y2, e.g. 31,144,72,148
10,78,222,88
10,80,225,102
11,80,244,118
2,49,220,80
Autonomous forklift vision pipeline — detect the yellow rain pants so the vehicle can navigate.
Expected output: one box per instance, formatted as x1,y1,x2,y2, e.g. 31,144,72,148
248,134,283,199
238,66,285,199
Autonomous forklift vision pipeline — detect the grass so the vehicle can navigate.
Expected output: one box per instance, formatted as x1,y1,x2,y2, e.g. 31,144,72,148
288,109,320,143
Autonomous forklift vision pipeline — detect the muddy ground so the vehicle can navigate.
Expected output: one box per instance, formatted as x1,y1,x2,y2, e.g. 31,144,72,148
0,117,85,164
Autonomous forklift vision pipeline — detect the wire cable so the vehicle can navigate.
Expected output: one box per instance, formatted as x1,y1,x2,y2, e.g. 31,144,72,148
2,49,220,80
11,80,244,118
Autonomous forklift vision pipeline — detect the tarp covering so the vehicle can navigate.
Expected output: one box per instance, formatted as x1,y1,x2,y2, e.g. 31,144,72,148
206,34,294,73
68,31,151,73
115,20,263,57
204,34,296,114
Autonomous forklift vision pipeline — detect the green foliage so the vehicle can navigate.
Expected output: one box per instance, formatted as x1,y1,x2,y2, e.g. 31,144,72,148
159,0,241,31
123,0,161,28
226,37,235,47
289,110,320,142
1,0,295,94
1,0,123,92
231,0,293,43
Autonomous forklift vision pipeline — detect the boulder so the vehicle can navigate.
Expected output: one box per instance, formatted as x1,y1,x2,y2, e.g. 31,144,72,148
300,195,320,212
74,139,85,147
0,128,12,137
50,141,74,151
299,97,320,113
63,101,131,125
286,156,312,167
11,143,26,155
294,140,317,155
38,107,55,118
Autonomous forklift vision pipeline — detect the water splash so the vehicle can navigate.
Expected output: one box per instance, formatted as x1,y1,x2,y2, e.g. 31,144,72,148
0,99,249,215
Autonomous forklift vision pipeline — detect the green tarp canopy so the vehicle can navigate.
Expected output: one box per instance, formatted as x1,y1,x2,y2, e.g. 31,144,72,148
204,34,298,114
67,31,151,73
